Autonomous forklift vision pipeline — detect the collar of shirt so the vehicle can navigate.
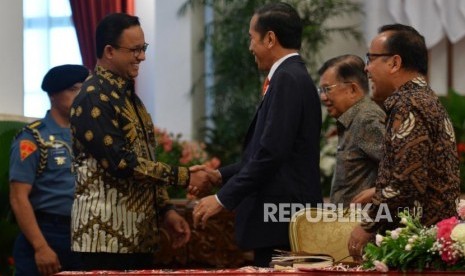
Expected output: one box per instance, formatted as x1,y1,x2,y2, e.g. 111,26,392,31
266,52,299,81
44,109,68,135
95,65,131,92
383,76,428,113
337,96,368,129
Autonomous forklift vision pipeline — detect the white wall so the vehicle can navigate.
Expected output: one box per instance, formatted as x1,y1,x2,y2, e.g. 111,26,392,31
136,0,200,139
0,0,23,115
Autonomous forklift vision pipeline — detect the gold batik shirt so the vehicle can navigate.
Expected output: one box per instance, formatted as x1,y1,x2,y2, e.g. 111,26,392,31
362,77,460,233
70,66,189,253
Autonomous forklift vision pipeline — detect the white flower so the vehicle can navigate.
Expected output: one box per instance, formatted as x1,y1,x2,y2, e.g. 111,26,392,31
373,260,389,272
319,155,336,177
457,199,465,220
376,234,384,246
391,228,402,240
451,223,465,244
405,244,412,251
400,217,408,225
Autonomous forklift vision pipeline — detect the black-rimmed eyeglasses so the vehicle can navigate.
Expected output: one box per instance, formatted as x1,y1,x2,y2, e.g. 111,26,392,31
365,53,394,65
113,42,149,57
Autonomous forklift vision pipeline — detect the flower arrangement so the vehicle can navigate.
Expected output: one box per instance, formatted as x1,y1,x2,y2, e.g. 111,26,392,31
154,127,220,198
363,200,465,272
319,112,337,196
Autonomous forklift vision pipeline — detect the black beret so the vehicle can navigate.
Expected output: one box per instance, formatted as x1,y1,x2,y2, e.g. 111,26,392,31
41,64,89,95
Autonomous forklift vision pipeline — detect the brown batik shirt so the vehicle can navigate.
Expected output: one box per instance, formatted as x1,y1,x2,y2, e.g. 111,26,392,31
70,66,189,253
362,76,460,233
330,96,386,207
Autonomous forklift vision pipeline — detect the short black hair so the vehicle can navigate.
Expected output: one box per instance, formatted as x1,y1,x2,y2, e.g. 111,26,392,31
254,2,302,50
318,55,369,94
95,13,140,59
378,24,428,75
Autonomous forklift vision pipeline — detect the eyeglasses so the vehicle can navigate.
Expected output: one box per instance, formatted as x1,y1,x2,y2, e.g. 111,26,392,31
317,82,352,96
113,42,149,57
365,53,394,65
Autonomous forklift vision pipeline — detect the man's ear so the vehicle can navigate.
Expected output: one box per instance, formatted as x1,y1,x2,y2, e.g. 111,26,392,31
267,31,276,49
103,45,115,59
349,82,361,99
391,55,402,73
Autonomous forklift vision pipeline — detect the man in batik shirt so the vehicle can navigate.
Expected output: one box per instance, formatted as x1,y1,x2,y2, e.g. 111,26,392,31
70,13,209,270
348,24,461,261
318,54,385,207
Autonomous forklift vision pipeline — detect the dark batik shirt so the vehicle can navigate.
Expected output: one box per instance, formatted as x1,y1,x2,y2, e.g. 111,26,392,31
362,77,460,233
330,96,386,207
69,66,189,253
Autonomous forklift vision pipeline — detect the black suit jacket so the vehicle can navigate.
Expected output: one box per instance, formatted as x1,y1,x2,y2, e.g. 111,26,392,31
217,55,323,249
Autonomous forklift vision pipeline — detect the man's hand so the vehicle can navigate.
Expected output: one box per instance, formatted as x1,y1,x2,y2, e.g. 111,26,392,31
351,187,375,204
188,165,222,196
163,210,191,249
34,244,61,276
192,195,223,229
188,165,211,196
348,225,374,263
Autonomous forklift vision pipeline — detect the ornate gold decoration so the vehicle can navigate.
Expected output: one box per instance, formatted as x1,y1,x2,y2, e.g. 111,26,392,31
100,94,110,102
111,91,120,99
87,85,96,92
117,159,127,169
91,107,101,118
103,135,113,146
96,65,126,88
84,130,94,141
76,106,83,117
121,98,138,143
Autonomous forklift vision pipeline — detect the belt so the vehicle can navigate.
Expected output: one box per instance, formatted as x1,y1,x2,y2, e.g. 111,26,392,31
35,211,71,225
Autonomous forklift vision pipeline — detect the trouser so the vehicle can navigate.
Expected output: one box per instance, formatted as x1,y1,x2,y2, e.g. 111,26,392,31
80,252,154,270
13,217,82,276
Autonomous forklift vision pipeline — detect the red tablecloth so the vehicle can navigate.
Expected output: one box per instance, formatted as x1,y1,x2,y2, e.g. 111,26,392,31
54,267,465,275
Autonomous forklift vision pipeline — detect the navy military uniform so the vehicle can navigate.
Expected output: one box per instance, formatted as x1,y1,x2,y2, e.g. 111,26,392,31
9,111,82,275
9,64,88,275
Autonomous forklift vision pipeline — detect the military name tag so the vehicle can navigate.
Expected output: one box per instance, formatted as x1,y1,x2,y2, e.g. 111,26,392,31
50,147,68,166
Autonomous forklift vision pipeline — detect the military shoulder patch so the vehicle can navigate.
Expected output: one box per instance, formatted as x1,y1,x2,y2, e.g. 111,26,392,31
20,140,37,161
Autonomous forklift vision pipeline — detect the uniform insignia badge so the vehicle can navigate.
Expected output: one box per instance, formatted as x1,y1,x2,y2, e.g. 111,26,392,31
54,156,67,165
19,140,37,161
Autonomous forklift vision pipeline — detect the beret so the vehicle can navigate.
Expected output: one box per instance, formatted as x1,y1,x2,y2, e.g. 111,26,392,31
41,64,89,95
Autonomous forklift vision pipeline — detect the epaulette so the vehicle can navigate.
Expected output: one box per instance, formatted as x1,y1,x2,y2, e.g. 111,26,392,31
22,120,48,176
13,120,42,140
26,120,43,130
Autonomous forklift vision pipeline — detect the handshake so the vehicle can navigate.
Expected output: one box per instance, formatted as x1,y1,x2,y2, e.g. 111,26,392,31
187,165,222,197
187,165,226,229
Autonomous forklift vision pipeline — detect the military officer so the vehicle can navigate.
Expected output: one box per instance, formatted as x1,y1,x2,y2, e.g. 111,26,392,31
9,64,88,276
